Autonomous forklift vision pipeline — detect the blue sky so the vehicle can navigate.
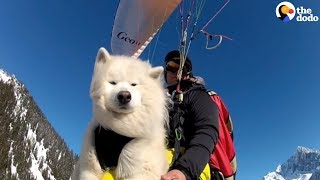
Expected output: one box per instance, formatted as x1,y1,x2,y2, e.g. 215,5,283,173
1,0,319,179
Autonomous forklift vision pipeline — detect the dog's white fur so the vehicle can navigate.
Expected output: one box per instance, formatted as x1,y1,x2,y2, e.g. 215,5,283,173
71,48,169,180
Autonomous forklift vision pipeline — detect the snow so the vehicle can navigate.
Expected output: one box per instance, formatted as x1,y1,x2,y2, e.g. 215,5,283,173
13,82,23,118
11,159,18,178
264,172,285,180
27,124,56,180
284,173,313,180
297,146,320,154
9,141,20,180
1,69,29,121
301,173,312,180
276,165,282,173
20,106,28,120
264,172,313,180
30,153,45,180
0,69,11,83
9,123,13,131
58,152,62,161
26,124,37,145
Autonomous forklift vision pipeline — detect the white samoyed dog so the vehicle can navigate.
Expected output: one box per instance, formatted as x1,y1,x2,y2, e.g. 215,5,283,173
71,48,169,180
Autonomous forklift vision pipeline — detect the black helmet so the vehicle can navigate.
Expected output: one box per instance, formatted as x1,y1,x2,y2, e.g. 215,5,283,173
164,50,192,73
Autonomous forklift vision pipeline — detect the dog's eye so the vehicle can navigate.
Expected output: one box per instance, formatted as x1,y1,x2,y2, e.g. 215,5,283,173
131,83,137,86
109,81,117,85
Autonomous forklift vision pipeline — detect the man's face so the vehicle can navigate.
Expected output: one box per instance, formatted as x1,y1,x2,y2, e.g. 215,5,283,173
165,61,179,85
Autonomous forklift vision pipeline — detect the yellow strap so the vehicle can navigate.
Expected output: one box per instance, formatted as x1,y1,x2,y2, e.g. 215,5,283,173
101,171,116,180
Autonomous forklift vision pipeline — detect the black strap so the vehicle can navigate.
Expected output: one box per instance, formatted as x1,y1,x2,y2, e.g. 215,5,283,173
169,91,186,164
94,126,133,170
172,107,185,163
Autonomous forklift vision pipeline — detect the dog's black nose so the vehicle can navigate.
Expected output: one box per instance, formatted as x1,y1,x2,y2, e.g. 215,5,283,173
117,91,131,104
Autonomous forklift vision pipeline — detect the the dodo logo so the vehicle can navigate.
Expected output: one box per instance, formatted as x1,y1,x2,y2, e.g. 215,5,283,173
276,1,296,22
276,1,319,22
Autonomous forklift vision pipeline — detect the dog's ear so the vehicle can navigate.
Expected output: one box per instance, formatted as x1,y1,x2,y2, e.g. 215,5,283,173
149,66,164,79
90,48,111,97
96,47,111,63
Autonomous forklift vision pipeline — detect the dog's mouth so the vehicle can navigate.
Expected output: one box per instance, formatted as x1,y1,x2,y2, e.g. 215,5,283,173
119,106,127,110
106,103,134,114
117,105,134,113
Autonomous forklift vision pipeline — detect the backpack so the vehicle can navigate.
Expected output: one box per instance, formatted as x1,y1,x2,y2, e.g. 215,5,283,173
207,90,237,180
169,86,237,180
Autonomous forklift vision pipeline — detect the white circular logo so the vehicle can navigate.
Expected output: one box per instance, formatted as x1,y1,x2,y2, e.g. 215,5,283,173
276,2,296,22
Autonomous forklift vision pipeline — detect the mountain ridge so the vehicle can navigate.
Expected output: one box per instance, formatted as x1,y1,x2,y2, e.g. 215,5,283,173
264,146,320,180
0,68,77,180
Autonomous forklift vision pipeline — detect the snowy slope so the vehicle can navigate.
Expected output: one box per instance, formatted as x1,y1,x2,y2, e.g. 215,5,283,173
0,69,77,180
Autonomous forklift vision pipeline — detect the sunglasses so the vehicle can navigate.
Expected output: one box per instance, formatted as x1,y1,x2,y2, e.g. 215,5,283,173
165,64,180,73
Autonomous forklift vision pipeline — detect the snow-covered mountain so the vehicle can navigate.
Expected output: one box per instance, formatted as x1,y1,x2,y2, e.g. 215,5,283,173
0,69,77,180
264,146,320,180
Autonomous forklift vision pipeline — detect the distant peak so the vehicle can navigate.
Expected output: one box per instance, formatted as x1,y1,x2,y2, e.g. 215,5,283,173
264,146,320,180
296,146,319,154
297,146,311,152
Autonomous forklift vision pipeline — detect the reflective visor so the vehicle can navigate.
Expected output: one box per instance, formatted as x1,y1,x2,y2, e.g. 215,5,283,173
165,61,180,73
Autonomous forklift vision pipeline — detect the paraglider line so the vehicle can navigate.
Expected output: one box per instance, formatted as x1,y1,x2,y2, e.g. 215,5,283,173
185,0,208,54
201,30,233,41
200,30,233,50
151,6,169,61
201,0,230,31
185,0,195,29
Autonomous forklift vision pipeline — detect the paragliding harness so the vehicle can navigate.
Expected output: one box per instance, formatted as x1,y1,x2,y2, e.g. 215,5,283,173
168,88,186,164
168,84,237,180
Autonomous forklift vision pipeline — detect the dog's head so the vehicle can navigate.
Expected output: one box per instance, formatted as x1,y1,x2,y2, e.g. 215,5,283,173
90,48,168,138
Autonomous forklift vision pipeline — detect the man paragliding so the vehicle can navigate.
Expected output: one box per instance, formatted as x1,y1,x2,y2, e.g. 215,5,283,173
161,50,218,180
162,50,237,180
